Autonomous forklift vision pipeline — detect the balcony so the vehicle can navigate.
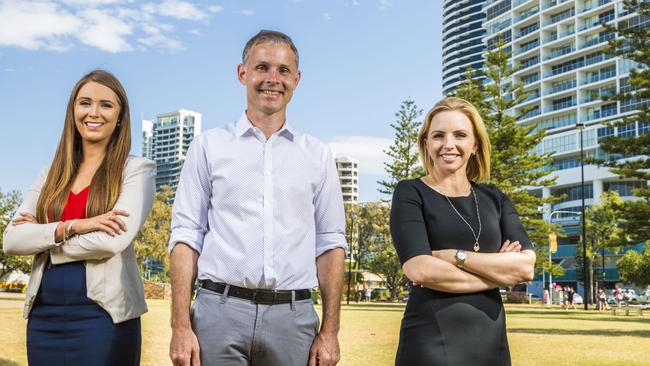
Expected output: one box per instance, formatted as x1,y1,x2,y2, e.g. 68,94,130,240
522,73,541,85
550,100,577,111
517,23,540,39
545,45,576,60
516,40,540,55
585,69,616,84
581,0,612,13
518,108,541,121
584,52,614,66
546,79,577,95
523,89,541,101
520,57,540,69
581,33,615,49
579,13,615,31
544,8,575,26
516,7,539,23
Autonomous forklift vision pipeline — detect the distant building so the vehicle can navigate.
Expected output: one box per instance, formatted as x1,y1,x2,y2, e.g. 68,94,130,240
335,156,359,203
142,109,202,193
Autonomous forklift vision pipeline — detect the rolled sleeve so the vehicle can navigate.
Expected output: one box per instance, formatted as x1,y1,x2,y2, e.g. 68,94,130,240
314,148,348,258
168,135,211,255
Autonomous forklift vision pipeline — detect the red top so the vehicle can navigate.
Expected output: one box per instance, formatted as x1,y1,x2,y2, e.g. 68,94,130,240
61,186,89,221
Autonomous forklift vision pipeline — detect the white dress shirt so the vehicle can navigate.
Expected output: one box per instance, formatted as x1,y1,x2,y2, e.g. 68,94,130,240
169,112,347,290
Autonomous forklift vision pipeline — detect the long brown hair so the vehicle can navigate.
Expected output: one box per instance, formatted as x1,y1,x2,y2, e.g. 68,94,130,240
36,70,131,223
418,97,491,183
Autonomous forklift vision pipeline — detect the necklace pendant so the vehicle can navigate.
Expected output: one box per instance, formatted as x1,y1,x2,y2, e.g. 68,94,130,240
473,241,480,252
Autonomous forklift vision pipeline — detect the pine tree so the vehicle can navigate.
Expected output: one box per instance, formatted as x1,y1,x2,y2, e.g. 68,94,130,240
453,37,562,275
377,99,425,196
599,0,650,242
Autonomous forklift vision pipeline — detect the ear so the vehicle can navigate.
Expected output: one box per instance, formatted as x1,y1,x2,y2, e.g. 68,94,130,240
237,64,246,85
294,69,301,88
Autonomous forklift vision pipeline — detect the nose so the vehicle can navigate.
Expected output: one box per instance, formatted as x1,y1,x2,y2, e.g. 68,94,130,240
89,102,99,118
266,68,280,84
442,135,455,149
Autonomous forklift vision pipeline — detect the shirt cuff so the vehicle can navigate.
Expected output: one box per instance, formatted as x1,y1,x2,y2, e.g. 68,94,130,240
168,228,205,255
315,233,348,258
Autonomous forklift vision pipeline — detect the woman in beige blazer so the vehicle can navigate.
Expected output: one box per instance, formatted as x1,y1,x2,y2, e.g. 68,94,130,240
3,70,155,366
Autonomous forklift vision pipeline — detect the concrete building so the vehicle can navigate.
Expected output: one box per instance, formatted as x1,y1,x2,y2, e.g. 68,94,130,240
446,0,648,294
335,156,359,203
141,109,202,193
443,0,488,94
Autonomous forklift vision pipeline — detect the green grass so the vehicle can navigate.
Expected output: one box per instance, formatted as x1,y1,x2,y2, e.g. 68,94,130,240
1,298,649,366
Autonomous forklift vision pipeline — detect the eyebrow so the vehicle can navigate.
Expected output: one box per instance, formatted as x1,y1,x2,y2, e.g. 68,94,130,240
76,97,116,104
430,129,470,134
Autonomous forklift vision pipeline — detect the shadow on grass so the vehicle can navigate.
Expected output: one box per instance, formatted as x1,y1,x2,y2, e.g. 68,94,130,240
0,359,21,366
342,303,406,312
508,328,650,338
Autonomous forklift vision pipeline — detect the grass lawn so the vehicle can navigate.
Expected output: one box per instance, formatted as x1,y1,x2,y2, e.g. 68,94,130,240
1,296,649,366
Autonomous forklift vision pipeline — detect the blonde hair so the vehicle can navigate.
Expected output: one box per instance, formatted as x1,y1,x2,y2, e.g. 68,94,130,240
418,97,491,183
36,70,131,223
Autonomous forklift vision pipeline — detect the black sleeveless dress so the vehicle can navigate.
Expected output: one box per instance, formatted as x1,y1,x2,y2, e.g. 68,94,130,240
390,179,533,366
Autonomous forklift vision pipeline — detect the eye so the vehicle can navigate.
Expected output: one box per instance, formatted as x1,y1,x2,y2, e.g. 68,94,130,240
280,67,290,74
101,102,113,109
256,64,268,71
78,100,90,106
431,133,443,139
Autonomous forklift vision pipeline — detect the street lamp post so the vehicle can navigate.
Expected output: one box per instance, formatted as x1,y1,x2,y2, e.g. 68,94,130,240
547,210,582,305
576,121,588,310
346,213,354,305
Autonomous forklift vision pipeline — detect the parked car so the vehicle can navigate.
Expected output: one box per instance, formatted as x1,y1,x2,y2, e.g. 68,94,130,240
572,293,583,305
639,291,650,301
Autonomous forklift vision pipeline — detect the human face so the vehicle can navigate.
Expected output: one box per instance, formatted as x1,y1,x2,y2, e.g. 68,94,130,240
74,81,121,147
425,110,477,178
238,42,300,118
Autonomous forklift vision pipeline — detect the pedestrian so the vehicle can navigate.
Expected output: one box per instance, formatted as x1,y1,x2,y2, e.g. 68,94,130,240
168,30,347,366
390,97,536,366
3,70,155,365
365,287,372,302
598,288,608,311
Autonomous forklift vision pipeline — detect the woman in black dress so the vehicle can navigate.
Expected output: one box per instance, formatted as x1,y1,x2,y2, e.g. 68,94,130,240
391,97,536,366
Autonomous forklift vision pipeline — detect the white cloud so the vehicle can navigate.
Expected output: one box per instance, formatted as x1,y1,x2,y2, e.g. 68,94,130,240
4,67,14,72
157,0,207,20
378,0,391,11
322,12,331,21
0,1,80,51
77,8,133,53
237,9,253,16
0,0,216,53
207,5,222,13
328,136,392,175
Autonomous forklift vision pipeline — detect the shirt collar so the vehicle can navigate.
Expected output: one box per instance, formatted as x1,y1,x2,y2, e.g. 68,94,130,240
235,111,295,141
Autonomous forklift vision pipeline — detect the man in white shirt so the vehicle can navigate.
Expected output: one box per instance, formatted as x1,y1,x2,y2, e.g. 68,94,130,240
168,30,347,366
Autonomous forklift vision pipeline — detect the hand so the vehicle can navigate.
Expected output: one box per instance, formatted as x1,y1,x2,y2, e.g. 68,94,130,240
170,326,201,366
499,240,521,253
73,209,129,236
309,332,340,366
12,212,38,225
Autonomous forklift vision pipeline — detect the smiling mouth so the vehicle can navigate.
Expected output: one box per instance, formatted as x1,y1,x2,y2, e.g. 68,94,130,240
439,153,460,162
84,122,104,129
258,89,283,97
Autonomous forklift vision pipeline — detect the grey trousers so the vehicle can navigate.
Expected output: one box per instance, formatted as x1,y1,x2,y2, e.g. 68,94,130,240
191,287,320,366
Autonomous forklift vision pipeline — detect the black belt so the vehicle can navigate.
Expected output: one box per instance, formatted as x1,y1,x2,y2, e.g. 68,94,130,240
201,280,311,305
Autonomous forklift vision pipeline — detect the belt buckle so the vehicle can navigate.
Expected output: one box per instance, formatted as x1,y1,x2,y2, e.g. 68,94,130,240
253,289,277,305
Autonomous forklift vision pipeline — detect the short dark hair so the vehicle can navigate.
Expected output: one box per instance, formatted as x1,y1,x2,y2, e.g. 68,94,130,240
242,30,299,67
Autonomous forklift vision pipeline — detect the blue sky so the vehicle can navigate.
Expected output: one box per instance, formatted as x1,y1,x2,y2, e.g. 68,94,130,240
0,0,443,202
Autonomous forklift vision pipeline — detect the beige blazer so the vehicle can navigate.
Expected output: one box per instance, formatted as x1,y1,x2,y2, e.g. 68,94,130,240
3,156,156,323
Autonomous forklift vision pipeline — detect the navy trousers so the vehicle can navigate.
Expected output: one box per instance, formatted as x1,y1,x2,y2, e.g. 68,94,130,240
27,261,141,366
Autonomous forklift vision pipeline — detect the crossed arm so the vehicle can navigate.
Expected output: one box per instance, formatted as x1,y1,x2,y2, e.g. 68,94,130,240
402,239,535,293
